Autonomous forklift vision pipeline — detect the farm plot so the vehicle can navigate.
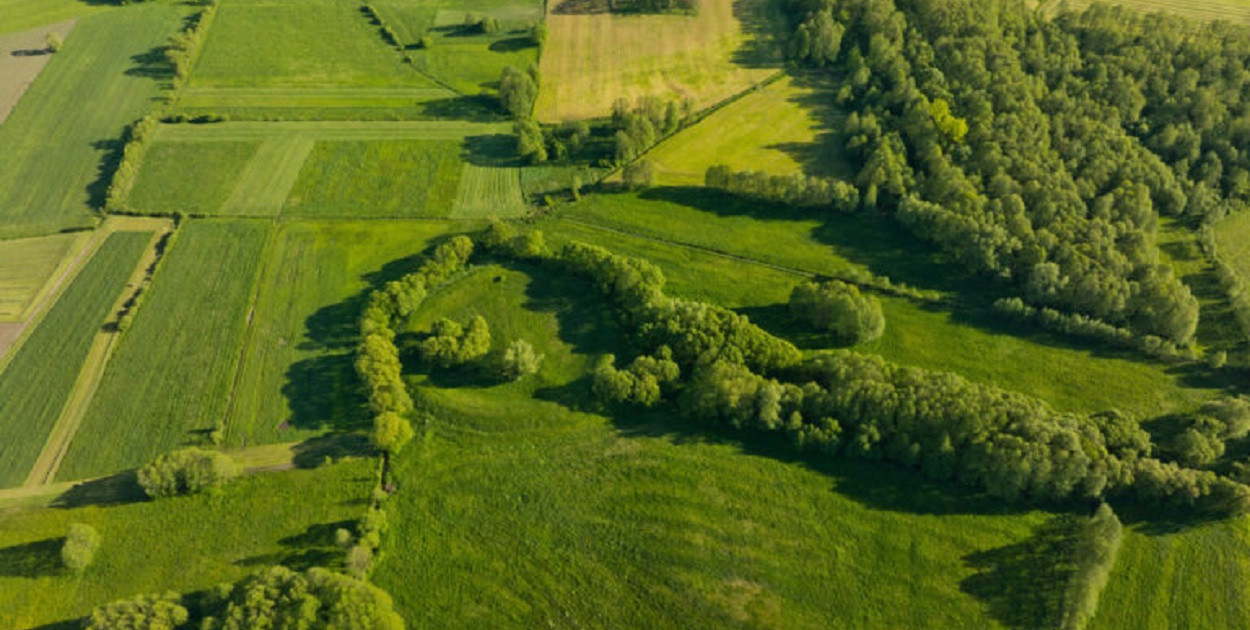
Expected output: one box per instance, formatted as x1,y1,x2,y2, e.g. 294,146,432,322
0,5,187,238
0,231,89,321
57,220,270,481
0,20,76,126
535,0,782,121
187,0,424,88
283,140,464,218
172,86,458,121
225,220,463,447
125,141,260,215
452,164,527,218
0,0,109,37
0,232,151,489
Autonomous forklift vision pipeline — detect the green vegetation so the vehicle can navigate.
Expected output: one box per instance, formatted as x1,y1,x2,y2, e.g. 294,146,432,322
284,141,464,218
0,0,111,36
790,279,885,344
61,523,100,574
136,447,240,499
0,232,150,488
0,6,186,238
126,141,260,215
0,231,87,321
59,221,269,480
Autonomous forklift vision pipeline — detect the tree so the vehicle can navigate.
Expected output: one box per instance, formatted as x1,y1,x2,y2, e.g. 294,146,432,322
61,523,100,573
373,411,415,455
789,280,885,344
45,31,63,53
419,315,492,367
623,160,655,190
87,592,188,630
136,447,239,499
500,339,544,380
499,66,538,119
531,22,548,46
514,119,547,164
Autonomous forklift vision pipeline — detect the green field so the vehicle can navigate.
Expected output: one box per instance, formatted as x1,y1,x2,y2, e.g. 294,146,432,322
225,219,465,448
452,164,527,217
172,86,461,121
0,232,150,489
125,141,260,215
0,5,186,238
1055,0,1250,24
0,0,112,36
283,141,465,218
0,459,372,629
0,232,88,321
58,221,270,481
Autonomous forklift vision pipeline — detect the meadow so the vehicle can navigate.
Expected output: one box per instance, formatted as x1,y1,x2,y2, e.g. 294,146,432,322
125,141,260,215
0,459,373,629
0,0,110,36
283,141,465,218
0,231,89,322
58,221,270,481
0,232,151,489
535,0,781,120
0,5,186,238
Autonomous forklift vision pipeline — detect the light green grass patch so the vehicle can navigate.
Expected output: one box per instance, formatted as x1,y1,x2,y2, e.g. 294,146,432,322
0,232,150,489
226,219,465,447
0,0,111,36
58,220,271,481
0,460,372,629
0,5,187,238
222,137,315,216
126,141,260,215
0,231,88,321
451,164,526,218
283,141,464,218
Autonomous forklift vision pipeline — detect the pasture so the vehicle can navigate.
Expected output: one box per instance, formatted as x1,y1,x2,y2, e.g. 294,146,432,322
535,0,781,121
58,221,270,481
0,232,151,489
0,459,373,629
0,5,186,238
172,86,460,121
0,231,89,322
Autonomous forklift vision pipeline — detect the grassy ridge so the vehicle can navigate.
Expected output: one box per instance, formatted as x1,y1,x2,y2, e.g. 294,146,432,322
0,460,373,629
0,232,88,321
0,232,151,489
59,221,270,481
0,5,186,238
225,220,465,448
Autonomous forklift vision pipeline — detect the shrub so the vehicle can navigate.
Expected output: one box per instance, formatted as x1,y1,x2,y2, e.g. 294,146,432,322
136,447,239,499
1058,504,1124,630
45,32,63,52
790,280,885,344
61,523,101,573
500,340,544,380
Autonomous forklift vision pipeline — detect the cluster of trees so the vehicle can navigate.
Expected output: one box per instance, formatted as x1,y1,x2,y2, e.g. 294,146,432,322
778,0,1245,346
1058,504,1124,630
464,13,501,34
357,236,475,455
517,119,594,165
790,279,885,344
500,65,540,119
704,165,860,210
61,523,101,574
992,297,1192,361
419,316,492,367
592,347,681,406
136,447,239,499
165,0,217,84
1164,397,1250,469
622,160,655,190
612,96,693,163
86,566,404,630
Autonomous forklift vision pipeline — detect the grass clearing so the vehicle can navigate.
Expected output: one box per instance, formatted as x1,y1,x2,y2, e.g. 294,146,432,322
1215,211,1250,281
535,0,782,121
0,231,90,321
225,219,465,448
126,141,261,215
0,459,372,629
0,5,187,238
283,141,464,218
0,232,151,489
58,220,271,481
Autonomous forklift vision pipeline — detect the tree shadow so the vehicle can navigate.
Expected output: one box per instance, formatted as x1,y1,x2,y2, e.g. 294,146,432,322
282,352,370,433
292,432,376,469
489,37,535,53
26,620,82,630
462,133,522,167
0,538,64,578
49,470,147,509
418,95,504,121
86,137,124,212
550,0,613,14
235,520,354,571
729,0,787,69
960,514,1083,629
124,45,174,80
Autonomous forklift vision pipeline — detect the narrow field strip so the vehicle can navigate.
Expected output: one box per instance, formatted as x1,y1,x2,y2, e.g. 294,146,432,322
0,232,151,489
177,86,456,108
153,120,512,142
221,137,314,215
451,163,527,218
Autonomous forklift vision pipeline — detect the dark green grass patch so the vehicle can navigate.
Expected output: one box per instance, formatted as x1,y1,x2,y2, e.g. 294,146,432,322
0,232,150,488
283,141,464,218
0,459,372,629
125,141,260,215
58,221,270,481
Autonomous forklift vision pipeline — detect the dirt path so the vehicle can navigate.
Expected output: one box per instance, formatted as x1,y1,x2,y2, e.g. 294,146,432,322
0,20,76,126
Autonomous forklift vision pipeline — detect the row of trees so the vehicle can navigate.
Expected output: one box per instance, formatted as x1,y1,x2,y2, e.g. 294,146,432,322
781,0,1221,346
992,297,1192,361
164,0,218,84
704,165,860,210
612,96,693,163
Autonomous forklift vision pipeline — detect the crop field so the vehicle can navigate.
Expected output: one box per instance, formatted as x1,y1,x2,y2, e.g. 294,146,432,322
57,221,270,481
535,0,781,121
0,459,373,629
125,141,260,215
1055,0,1250,24
284,140,465,218
0,0,108,37
0,231,89,322
172,85,460,121
452,164,527,217
225,219,464,448
640,76,850,185
0,232,150,489
0,5,186,238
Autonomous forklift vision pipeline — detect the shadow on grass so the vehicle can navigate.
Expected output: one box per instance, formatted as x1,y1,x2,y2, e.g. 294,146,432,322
292,432,376,469
0,537,63,578
462,133,524,167
236,519,354,572
489,37,535,53
418,95,504,121
26,620,82,630
960,514,1082,629
50,470,146,509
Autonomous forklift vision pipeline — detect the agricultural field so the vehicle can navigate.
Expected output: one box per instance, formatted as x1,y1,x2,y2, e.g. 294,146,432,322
1053,0,1250,24
0,231,89,322
0,20,76,125
0,0,109,37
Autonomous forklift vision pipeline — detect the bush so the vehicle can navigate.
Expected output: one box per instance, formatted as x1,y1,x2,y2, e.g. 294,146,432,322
500,339,544,380
136,447,239,499
790,280,885,344
419,315,492,367
623,160,655,190
45,32,63,52
61,523,100,573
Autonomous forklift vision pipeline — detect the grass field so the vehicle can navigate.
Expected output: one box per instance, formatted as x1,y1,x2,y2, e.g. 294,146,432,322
1215,211,1250,281
639,75,850,185
0,0,109,36
0,5,186,238
225,220,465,448
452,164,527,217
58,221,271,481
126,141,260,215
187,0,426,88
172,86,461,121
0,459,372,629
0,232,89,322
1055,0,1250,24
283,141,465,218
0,232,150,489
535,0,782,121
0,21,77,125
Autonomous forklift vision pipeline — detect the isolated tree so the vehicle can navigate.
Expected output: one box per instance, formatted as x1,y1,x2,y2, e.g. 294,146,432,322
137,447,239,499
623,160,655,190
45,31,63,53
61,523,100,573
500,339,544,380
531,22,548,46
499,65,538,118
790,280,885,344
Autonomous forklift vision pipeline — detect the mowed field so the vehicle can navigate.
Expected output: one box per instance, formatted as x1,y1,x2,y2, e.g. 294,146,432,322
535,0,782,120
0,232,151,489
0,5,186,238
57,221,270,481
1056,0,1250,24
0,231,89,322
0,460,373,629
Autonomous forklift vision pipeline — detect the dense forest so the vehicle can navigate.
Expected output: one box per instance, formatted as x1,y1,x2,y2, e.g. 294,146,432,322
784,0,1250,346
